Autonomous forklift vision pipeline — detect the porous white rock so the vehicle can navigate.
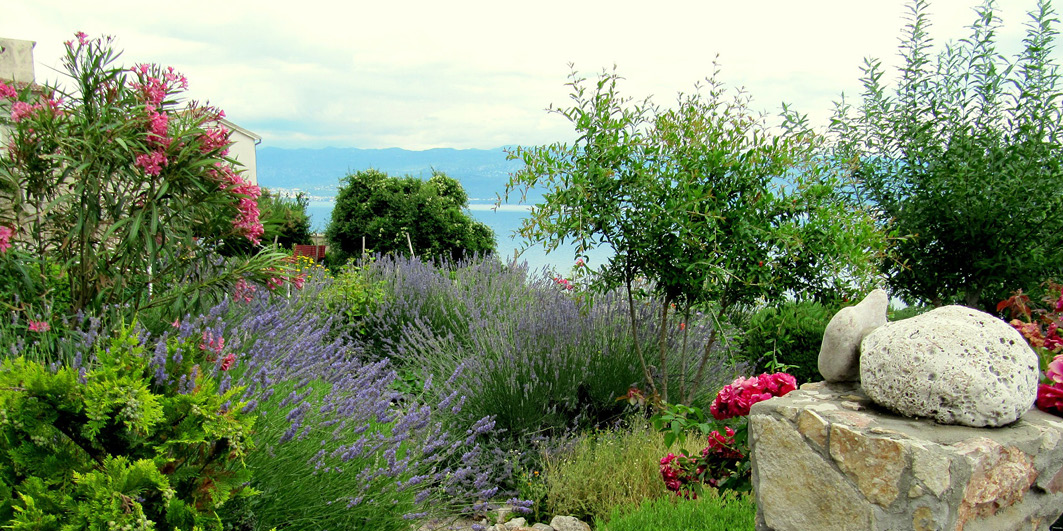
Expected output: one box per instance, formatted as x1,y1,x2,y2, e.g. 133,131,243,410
860,305,1038,427
548,516,590,531
818,289,889,382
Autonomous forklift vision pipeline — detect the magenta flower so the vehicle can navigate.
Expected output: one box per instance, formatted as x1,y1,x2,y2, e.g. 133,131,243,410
0,225,13,253
710,372,797,420
200,330,225,356
220,353,236,371
10,101,40,122
0,80,16,100
134,150,168,176
27,320,50,332
1037,384,1063,415
233,278,257,303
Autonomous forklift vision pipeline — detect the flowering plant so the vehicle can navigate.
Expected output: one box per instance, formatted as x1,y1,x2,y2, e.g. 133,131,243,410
999,283,1063,415
0,33,292,326
652,371,796,497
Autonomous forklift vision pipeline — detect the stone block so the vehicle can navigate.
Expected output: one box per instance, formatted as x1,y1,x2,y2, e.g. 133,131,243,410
749,382,1063,531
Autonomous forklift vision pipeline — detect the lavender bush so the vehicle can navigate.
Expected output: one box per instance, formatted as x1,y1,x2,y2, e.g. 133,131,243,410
170,269,505,529
359,255,741,441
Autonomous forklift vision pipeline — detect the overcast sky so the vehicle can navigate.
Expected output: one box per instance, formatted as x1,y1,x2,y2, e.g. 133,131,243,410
5,0,1060,150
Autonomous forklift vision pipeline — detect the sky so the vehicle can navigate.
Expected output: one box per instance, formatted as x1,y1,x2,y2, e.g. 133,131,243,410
5,0,1061,151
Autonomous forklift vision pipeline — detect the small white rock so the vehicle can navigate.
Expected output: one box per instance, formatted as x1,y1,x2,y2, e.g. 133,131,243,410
818,289,889,382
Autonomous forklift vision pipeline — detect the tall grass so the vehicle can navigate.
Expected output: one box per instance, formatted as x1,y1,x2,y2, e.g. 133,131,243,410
595,490,756,531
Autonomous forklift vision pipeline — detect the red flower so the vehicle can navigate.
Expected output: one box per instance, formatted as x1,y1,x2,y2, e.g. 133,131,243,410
220,353,236,371
1037,384,1063,415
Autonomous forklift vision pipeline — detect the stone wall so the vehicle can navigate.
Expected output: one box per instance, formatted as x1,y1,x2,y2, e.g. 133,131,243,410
749,382,1063,531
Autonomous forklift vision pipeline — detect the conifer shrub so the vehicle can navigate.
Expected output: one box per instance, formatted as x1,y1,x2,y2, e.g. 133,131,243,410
0,324,255,529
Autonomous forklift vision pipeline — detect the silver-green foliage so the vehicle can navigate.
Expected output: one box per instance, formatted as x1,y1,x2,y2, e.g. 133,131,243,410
829,0,1063,309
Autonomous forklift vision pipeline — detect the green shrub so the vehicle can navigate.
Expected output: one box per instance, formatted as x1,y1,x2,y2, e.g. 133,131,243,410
319,259,386,339
595,490,756,531
0,324,255,529
739,300,837,384
889,304,932,321
541,422,670,524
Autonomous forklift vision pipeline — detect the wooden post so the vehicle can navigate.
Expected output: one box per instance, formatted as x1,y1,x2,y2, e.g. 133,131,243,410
406,232,415,256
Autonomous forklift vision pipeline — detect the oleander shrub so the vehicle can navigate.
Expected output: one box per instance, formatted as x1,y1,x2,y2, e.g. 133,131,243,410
739,300,837,384
595,490,756,531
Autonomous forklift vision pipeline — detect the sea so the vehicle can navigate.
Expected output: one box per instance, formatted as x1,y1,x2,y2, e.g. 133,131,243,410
304,199,613,275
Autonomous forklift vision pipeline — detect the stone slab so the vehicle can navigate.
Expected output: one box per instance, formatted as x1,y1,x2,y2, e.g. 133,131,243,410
749,382,1063,531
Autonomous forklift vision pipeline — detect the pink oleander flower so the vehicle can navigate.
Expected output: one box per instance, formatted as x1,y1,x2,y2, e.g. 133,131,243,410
27,320,50,332
145,105,171,148
200,330,225,356
135,150,168,176
210,163,264,243
199,125,231,156
291,273,306,290
233,278,257,303
0,225,12,253
0,80,16,100
10,101,40,122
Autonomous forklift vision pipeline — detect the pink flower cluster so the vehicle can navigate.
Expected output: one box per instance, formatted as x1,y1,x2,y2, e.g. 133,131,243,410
710,372,797,420
0,225,12,253
264,270,307,292
1038,355,1063,415
0,80,16,100
64,31,91,49
199,125,231,157
659,427,744,497
200,330,225,356
553,276,574,291
233,278,257,303
10,101,39,123
208,163,263,243
134,150,168,176
659,452,694,495
28,320,50,333
128,63,188,177
220,352,236,371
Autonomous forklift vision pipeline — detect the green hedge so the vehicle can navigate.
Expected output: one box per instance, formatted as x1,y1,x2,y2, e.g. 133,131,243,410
739,300,837,384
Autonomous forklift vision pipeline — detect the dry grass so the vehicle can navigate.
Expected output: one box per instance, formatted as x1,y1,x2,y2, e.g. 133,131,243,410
542,420,671,524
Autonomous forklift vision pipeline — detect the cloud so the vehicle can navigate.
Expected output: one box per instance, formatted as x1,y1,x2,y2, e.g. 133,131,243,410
6,0,1061,150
